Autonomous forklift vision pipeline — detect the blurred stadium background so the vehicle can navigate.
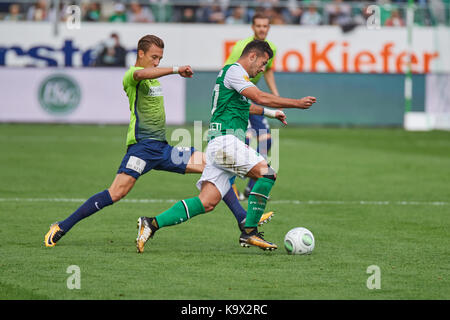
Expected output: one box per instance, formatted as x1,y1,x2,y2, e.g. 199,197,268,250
0,0,449,129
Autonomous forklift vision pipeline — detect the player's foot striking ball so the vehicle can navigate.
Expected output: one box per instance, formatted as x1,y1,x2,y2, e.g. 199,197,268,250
239,228,277,251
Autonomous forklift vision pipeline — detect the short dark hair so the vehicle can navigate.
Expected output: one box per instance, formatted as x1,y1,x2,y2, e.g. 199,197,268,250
241,40,273,60
252,12,270,25
137,35,164,53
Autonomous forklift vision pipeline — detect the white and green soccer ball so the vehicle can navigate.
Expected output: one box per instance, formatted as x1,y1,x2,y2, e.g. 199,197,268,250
284,227,315,255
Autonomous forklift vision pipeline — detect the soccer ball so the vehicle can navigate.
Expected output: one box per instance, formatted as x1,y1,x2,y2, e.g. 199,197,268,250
284,227,315,255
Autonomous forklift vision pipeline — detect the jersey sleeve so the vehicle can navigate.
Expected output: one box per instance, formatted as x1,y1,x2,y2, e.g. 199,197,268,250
224,65,256,93
123,67,140,89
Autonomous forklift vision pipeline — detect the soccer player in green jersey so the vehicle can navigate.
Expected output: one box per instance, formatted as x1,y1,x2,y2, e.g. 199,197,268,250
44,35,273,247
225,13,279,200
225,13,278,95
136,40,316,253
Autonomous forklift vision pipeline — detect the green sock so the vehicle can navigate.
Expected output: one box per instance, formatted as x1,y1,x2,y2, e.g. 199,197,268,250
245,177,275,228
155,197,205,228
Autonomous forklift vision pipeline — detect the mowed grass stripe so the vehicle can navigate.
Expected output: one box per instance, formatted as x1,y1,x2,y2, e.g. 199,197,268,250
1,197,449,206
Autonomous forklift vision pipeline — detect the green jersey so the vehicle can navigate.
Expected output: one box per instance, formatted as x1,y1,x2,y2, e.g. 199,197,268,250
123,66,166,146
225,36,277,85
208,63,256,142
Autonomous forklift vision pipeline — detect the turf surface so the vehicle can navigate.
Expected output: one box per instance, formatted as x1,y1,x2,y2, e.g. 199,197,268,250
0,124,449,300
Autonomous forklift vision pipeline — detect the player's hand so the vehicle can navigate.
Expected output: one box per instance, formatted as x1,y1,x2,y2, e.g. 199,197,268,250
275,110,287,126
179,66,194,78
298,96,316,109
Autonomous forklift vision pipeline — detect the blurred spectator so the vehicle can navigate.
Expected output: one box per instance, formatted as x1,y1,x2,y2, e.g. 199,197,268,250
385,9,405,26
4,3,24,21
84,2,102,22
180,6,196,23
285,0,302,24
149,0,174,23
109,3,127,22
270,8,286,25
26,0,48,21
94,33,127,67
260,5,286,25
207,5,226,23
429,0,447,24
253,0,290,24
128,1,155,23
256,0,279,9
300,4,322,26
226,6,246,24
353,5,372,25
325,0,352,26
48,1,68,22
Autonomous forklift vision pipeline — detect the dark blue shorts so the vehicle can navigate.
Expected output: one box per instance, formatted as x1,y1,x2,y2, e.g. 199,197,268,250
117,139,195,179
248,114,270,137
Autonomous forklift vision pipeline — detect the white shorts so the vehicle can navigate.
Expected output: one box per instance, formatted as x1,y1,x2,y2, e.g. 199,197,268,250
196,134,266,198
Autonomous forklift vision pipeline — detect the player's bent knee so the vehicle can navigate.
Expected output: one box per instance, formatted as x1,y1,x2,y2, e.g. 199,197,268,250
108,183,133,202
108,188,128,202
108,173,136,202
262,166,277,181
199,195,220,212
201,200,219,213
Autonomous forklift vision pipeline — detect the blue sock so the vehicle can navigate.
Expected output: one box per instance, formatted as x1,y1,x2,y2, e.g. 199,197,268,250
59,190,113,233
257,136,272,158
222,183,246,224
245,137,272,192
246,179,256,192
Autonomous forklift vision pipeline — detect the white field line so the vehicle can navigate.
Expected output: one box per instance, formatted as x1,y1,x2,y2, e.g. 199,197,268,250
0,198,448,206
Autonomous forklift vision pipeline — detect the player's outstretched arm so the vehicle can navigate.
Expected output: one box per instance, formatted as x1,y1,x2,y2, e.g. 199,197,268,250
242,86,316,109
250,104,287,125
133,65,194,81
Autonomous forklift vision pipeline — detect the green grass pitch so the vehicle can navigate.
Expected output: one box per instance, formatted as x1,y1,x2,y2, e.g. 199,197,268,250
0,123,449,300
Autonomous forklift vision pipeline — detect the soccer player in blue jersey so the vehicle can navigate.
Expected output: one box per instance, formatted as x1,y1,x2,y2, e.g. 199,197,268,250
44,35,277,247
